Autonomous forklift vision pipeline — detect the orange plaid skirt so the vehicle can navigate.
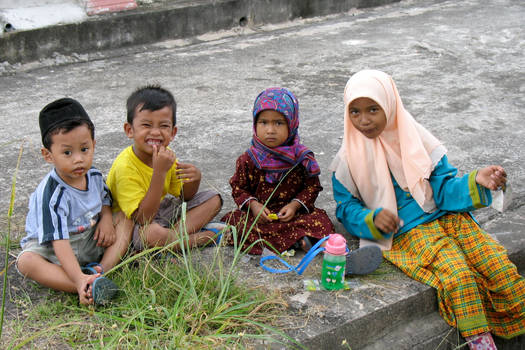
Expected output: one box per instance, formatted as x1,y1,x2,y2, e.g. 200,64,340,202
383,212,525,338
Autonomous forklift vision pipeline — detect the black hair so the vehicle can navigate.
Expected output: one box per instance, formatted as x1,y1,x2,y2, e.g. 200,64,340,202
42,117,95,149
126,85,177,125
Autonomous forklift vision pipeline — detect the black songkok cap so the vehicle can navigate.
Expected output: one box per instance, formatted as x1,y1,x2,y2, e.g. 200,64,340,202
39,97,92,145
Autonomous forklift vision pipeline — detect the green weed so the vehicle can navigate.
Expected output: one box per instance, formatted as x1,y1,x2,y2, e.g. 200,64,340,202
1,145,24,340
1,148,305,348
3,205,295,349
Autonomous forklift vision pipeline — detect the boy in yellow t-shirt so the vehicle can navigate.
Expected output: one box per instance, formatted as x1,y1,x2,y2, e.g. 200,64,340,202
107,85,224,250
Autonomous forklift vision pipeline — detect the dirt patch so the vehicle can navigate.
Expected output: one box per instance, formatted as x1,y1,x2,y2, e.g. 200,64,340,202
0,249,56,326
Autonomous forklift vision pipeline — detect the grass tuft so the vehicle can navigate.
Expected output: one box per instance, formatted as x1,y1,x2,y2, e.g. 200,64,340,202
1,155,304,348
4,203,293,348
1,145,24,340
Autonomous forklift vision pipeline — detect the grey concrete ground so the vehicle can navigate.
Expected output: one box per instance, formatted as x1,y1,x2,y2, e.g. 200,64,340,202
0,0,524,348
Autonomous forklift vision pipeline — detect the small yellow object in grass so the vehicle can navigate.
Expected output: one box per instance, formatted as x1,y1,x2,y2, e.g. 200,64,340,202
268,213,279,220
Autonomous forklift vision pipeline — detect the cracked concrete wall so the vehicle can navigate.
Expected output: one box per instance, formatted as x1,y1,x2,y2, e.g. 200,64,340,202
0,0,401,63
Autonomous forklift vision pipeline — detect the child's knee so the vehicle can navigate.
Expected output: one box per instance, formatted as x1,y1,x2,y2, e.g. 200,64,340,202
443,266,476,289
114,212,134,240
113,211,129,227
16,251,41,276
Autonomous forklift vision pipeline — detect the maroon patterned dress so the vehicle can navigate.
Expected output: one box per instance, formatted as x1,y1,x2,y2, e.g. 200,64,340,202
221,152,335,255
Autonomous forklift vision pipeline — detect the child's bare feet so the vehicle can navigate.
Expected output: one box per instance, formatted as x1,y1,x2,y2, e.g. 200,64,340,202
203,222,231,245
193,229,223,246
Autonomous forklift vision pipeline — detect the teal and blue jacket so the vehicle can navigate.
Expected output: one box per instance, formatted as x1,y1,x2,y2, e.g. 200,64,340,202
332,155,491,241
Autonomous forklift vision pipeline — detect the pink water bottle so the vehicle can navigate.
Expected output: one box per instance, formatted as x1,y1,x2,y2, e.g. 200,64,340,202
321,234,347,290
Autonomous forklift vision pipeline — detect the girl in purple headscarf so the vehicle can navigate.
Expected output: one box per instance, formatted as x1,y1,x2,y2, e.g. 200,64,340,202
220,87,336,255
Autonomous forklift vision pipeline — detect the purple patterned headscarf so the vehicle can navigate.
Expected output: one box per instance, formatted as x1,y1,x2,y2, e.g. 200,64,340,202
247,87,320,183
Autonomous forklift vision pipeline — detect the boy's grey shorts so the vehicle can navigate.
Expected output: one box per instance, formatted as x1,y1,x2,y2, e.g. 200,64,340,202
132,190,221,251
16,224,105,273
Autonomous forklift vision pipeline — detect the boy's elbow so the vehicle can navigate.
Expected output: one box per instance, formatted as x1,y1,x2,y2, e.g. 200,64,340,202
182,184,199,200
182,195,191,202
183,191,196,201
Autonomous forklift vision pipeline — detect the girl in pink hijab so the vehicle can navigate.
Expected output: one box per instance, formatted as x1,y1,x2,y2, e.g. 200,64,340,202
330,70,524,349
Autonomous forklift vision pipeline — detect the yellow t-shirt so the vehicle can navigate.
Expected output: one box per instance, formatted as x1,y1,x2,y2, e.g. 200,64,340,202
106,146,182,218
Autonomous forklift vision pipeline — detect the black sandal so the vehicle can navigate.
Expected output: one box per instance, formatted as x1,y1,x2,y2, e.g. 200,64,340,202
293,236,313,253
345,245,383,275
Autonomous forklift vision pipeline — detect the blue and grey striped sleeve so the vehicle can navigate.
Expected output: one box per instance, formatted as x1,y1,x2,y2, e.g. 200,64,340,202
89,168,112,207
39,177,70,244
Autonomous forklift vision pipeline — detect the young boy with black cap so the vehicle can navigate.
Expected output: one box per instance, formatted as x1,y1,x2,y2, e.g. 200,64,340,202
17,98,131,305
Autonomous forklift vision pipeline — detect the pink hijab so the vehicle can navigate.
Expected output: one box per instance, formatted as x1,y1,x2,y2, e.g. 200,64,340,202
329,70,446,250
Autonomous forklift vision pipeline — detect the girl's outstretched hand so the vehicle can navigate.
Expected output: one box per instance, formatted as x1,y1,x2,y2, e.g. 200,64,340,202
374,209,402,236
476,165,507,191
249,200,271,223
278,201,301,222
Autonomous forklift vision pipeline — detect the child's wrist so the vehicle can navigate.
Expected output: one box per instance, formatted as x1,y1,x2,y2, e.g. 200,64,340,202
152,168,169,179
289,200,302,210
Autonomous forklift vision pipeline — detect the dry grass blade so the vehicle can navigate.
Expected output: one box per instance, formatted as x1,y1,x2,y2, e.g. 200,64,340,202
1,144,24,340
